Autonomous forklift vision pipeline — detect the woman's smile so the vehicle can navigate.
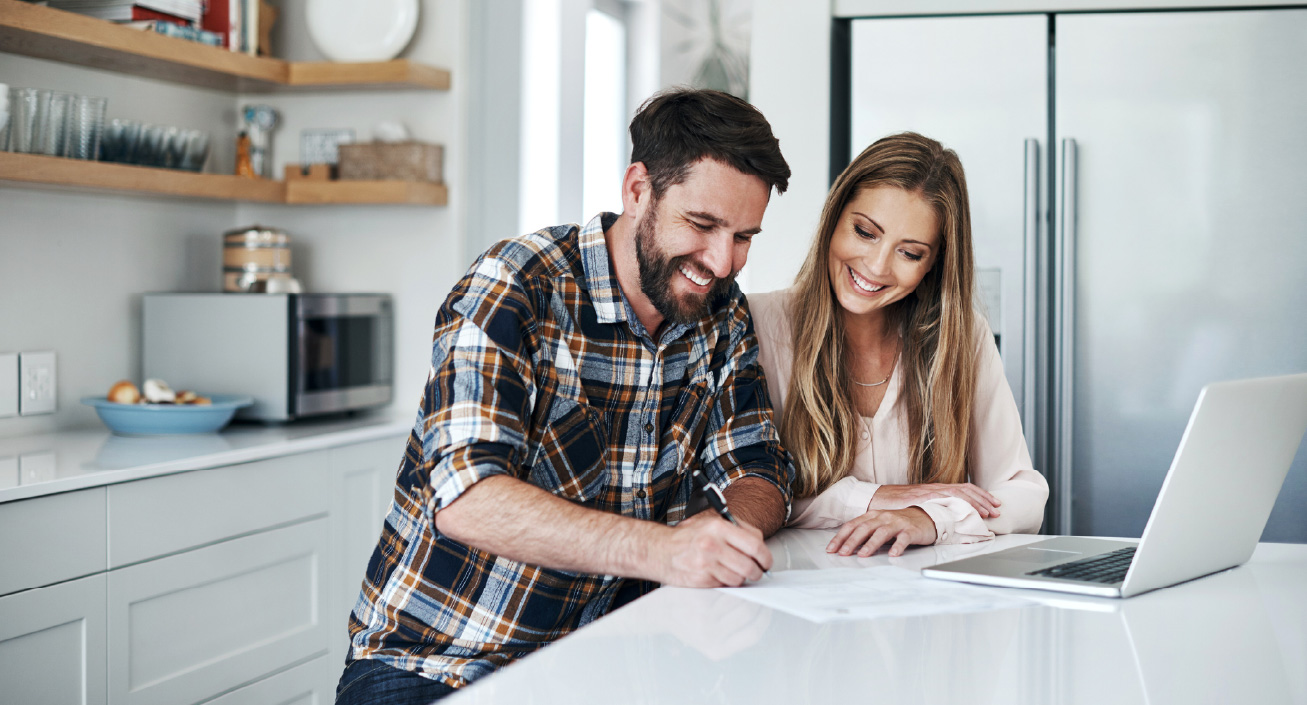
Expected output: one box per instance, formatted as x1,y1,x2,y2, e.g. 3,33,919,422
848,265,889,295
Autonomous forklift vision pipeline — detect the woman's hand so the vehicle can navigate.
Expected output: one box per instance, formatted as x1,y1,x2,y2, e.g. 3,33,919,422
869,483,1002,518
826,507,938,557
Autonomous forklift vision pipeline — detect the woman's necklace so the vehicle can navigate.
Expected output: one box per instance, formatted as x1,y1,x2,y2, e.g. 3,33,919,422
853,339,900,388
853,374,891,388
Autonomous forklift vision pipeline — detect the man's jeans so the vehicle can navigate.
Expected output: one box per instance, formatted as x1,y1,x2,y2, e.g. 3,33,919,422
335,659,458,704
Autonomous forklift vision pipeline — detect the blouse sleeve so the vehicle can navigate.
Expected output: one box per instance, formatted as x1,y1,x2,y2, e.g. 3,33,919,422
914,324,1049,544
788,476,882,530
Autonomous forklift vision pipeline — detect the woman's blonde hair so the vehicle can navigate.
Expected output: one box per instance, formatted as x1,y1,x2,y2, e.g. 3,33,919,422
781,132,978,498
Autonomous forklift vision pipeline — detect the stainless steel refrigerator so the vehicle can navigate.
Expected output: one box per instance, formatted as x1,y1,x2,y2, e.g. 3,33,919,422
846,9,1307,541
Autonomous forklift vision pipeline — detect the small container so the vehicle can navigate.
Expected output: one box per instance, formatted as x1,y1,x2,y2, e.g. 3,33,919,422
178,129,211,172
101,118,143,163
65,94,106,160
0,83,11,151
223,225,292,292
9,87,42,154
35,90,71,156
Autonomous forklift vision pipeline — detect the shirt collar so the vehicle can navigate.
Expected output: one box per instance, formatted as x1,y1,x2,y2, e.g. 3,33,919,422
579,211,697,345
579,212,625,325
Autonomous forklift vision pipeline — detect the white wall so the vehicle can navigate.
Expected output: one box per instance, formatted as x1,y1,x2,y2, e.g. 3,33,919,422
0,0,471,438
745,0,831,294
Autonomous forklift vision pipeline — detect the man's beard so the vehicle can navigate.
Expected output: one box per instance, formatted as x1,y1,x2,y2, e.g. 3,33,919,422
634,202,735,326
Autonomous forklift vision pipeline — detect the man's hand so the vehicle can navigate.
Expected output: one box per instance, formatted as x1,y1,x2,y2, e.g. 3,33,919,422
826,507,937,557
651,511,773,588
869,483,1002,518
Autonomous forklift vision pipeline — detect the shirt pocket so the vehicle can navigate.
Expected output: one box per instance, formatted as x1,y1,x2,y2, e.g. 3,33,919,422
665,381,713,475
528,399,610,502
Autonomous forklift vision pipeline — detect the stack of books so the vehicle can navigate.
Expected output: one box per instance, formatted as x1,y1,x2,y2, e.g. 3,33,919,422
48,0,265,56
48,0,203,24
125,19,223,47
201,0,265,55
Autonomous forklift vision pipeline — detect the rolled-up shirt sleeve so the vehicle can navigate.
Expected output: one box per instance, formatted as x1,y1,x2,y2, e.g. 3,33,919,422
699,302,795,522
410,255,538,523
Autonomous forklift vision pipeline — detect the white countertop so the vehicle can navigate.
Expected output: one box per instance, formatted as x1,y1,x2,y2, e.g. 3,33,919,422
449,532,1307,704
0,414,413,504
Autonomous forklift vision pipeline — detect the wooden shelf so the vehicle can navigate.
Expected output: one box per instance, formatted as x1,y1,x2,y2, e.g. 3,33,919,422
0,153,446,205
286,180,448,205
0,152,285,202
0,0,450,92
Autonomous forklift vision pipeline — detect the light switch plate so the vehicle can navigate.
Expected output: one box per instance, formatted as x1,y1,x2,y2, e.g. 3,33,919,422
19,351,56,416
0,353,17,418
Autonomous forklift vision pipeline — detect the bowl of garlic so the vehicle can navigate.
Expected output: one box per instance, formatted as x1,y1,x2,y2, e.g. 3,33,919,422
82,379,253,435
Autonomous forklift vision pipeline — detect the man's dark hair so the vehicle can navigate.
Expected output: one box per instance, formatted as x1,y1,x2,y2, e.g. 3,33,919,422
629,88,790,198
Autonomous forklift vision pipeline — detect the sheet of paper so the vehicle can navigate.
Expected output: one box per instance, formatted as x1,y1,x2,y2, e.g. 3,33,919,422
717,566,1033,623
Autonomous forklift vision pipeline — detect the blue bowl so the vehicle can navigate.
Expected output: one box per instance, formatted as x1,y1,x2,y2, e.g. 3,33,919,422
81,394,254,435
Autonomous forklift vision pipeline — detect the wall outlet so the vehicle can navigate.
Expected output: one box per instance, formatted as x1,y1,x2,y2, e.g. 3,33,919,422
0,353,17,418
0,456,17,490
19,451,56,484
19,351,56,416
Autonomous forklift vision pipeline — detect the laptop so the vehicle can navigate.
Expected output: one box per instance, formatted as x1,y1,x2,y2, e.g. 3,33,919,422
922,373,1307,598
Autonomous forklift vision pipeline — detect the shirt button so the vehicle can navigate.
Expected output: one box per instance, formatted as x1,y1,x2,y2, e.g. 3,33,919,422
861,431,869,440
644,422,654,434
636,489,647,499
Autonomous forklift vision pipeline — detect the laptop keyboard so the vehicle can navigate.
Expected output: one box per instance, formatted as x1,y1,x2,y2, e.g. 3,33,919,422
1027,546,1137,584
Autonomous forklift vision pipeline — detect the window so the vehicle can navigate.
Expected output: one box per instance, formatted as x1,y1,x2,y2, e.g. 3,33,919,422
582,7,628,220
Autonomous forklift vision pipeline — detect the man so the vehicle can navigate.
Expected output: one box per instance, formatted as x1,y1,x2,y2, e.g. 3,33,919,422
336,88,794,704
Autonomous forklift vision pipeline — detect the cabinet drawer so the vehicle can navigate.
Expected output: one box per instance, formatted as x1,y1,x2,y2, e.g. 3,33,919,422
207,655,335,705
108,450,329,567
0,573,108,705
108,518,329,705
0,487,107,595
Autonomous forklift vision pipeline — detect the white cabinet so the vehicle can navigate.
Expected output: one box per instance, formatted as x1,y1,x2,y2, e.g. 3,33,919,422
0,487,106,595
206,656,336,705
0,431,406,705
108,452,329,568
107,518,329,705
327,437,405,691
0,573,108,705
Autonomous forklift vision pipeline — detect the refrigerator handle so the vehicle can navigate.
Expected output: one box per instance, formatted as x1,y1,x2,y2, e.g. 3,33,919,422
1022,138,1040,460
1055,138,1078,535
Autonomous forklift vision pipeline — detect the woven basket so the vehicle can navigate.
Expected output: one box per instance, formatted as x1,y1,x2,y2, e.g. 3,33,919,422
338,141,444,183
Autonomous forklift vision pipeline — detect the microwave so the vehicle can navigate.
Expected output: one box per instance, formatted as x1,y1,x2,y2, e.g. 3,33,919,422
143,293,394,421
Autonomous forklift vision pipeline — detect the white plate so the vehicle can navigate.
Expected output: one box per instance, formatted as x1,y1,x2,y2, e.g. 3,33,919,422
306,0,419,62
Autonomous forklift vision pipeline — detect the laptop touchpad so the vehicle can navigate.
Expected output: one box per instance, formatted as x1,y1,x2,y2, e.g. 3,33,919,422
994,547,1084,563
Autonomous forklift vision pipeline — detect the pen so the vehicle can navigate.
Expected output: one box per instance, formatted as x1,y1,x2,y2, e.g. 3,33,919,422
691,468,772,578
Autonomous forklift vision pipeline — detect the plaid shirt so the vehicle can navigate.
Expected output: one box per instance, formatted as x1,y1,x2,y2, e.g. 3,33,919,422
347,213,793,688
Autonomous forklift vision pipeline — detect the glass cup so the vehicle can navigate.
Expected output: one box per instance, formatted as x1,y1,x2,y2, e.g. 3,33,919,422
0,83,10,152
36,90,72,157
133,123,164,166
8,87,41,154
65,94,106,160
160,126,185,169
178,129,210,172
101,118,141,163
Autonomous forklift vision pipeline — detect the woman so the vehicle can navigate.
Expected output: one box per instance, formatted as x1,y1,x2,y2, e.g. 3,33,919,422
750,132,1048,558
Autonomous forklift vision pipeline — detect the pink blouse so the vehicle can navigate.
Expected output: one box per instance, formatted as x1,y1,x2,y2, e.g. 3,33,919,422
748,289,1048,544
